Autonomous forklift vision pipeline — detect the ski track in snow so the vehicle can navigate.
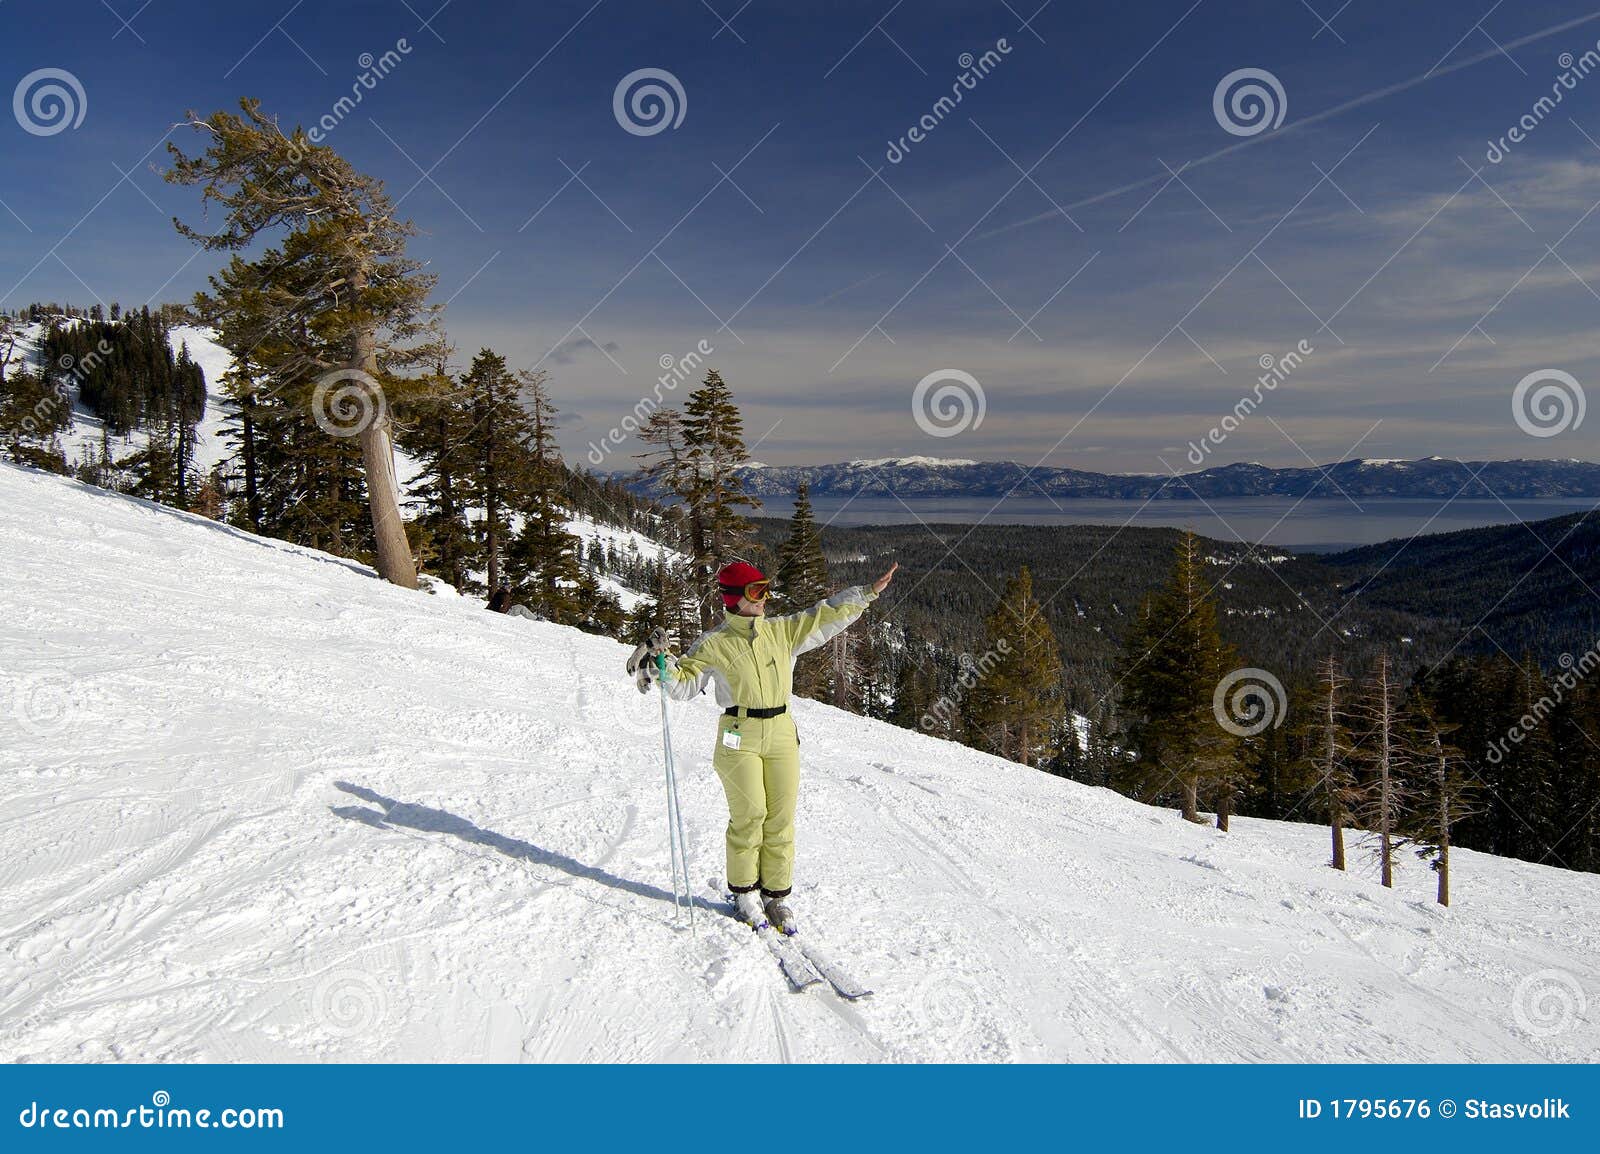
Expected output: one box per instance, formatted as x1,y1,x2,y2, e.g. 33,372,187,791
1,463,1598,1062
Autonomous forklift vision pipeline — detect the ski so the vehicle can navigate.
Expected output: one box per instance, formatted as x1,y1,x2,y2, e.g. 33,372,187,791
759,926,825,992
790,936,872,1000
707,878,865,997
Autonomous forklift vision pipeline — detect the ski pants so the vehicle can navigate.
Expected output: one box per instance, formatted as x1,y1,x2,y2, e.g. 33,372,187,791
711,711,800,897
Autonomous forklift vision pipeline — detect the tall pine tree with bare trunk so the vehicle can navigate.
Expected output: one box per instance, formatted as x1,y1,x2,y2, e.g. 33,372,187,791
1408,702,1476,906
1306,654,1358,870
166,98,439,588
1352,653,1414,888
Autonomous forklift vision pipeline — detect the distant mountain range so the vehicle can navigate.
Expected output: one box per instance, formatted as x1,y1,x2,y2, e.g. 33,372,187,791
625,456,1600,500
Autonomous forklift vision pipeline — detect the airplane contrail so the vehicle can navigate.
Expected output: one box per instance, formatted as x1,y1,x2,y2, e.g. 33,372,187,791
978,8,1600,239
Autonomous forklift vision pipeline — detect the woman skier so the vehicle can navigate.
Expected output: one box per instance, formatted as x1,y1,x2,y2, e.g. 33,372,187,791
628,559,898,934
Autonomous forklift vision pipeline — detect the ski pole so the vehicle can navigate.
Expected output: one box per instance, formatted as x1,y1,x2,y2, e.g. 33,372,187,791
655,660,683,918
665,719,696,935
656,653,696,934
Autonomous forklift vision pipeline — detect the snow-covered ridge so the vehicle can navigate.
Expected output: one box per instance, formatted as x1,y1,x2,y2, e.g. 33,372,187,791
678,456,1600,501
1,462,1596,1062
845,456,980,468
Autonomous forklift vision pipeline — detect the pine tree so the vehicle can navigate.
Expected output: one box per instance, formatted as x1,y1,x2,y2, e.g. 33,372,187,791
406,349,477,590
0,368,71,472
456,349,532,593
508,369,581,621
119,417,186,504
1351,653,1414,888
220,345,268,533
636,408,691,508
166,98,441,587
0,314,17,379
1407,702,1475,906
971,567,1064,767
1555,676,1600,873
1115,531,1238,822
775,481,831,696
1306,655,1358,870
679,370,760,627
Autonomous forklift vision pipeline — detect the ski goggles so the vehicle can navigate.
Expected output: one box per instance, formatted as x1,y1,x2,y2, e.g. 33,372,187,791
719,579,772,602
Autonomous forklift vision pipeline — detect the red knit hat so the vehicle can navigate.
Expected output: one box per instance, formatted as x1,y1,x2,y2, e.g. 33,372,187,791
717,561,767,609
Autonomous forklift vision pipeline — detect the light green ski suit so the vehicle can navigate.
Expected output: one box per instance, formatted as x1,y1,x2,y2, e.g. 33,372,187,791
661,586,877,895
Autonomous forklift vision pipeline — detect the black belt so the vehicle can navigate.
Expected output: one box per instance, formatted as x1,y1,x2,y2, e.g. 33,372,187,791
724,704,787,720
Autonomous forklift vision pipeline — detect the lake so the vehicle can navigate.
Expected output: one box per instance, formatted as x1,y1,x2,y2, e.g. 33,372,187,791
756,495,1600,552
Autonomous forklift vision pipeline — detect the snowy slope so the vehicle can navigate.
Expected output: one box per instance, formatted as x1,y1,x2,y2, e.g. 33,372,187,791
3,320,237,477
3,320,422,492
1,462,1596,1063
561,513,687,611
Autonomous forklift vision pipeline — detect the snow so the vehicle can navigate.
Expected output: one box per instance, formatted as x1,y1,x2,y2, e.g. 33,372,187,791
2,462,1598,1062
563,513,686,609
4,320,237,478
595,574,644,611
4,319,423,493
846,456,980,468
564,514,684,568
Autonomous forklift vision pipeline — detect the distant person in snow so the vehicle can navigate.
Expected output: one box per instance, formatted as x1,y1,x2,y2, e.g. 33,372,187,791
487,585,542,621
626,559,898,935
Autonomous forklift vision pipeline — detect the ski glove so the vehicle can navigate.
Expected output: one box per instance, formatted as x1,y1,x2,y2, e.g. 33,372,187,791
637,657,662,694
625,633,673,694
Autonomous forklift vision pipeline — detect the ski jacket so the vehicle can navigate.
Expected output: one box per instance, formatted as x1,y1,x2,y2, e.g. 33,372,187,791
661,586,877,709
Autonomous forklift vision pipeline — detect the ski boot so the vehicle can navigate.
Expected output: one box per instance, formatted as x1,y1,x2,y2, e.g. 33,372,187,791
763,895,798,936
733,890,768,930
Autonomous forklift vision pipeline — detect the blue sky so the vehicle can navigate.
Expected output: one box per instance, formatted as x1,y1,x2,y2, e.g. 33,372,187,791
5,0,1600,469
